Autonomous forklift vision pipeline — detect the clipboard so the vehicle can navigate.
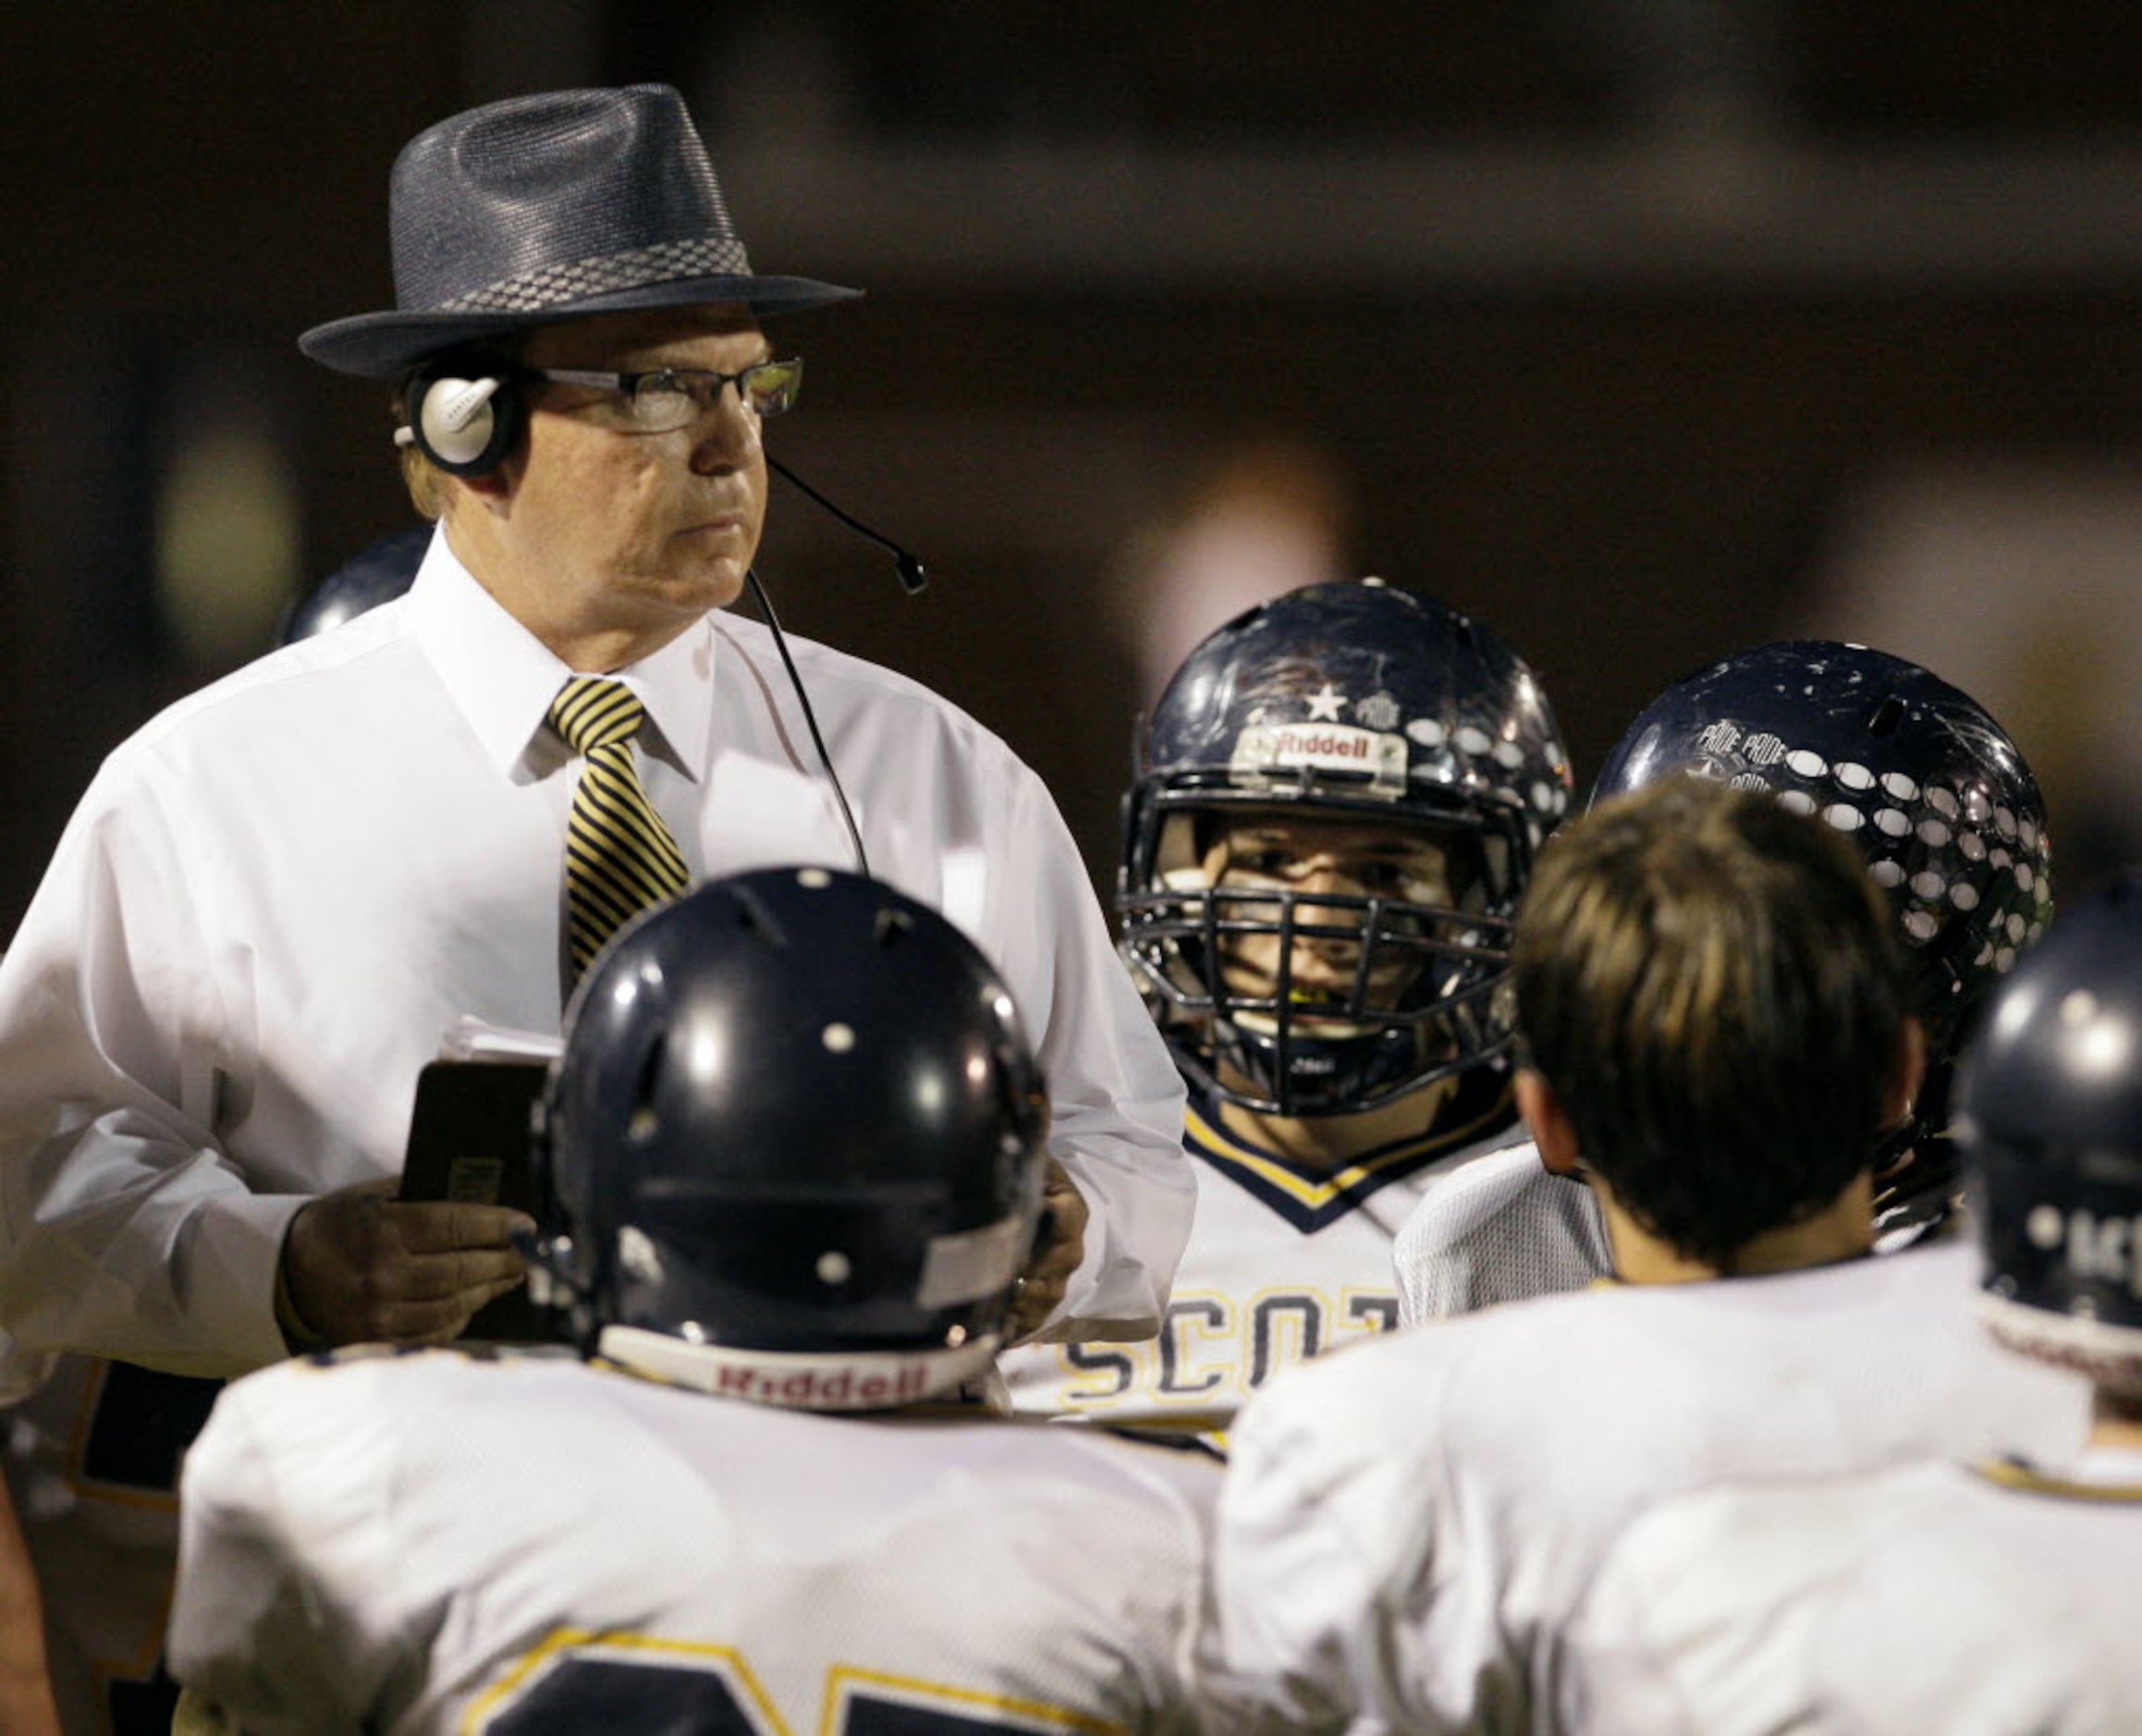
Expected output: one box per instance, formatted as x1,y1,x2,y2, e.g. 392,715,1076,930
397,1058,557,1344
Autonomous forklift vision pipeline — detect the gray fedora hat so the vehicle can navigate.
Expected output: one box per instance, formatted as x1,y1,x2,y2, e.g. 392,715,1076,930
300,84,861,379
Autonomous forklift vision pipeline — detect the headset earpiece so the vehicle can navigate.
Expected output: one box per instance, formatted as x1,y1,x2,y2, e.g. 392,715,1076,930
401,362,525,476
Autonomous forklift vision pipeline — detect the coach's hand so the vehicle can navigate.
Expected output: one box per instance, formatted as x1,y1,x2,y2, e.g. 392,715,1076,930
1006,1157,1088,1344
278,1177,533,1350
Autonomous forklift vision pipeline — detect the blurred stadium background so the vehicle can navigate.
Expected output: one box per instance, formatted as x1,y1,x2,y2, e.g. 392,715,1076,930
6,0,2141,920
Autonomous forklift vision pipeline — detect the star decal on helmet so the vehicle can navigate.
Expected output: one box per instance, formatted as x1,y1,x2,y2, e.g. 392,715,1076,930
1304,682,1347,722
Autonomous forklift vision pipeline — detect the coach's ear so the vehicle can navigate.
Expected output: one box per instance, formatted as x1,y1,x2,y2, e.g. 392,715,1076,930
1516,1068,1585,1177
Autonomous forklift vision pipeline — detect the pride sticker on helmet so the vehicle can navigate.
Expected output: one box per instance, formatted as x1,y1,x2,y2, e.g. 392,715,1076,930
1230,724,1408,798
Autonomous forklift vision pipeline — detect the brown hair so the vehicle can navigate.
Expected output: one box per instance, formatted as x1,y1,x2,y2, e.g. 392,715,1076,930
1513,776,1908,1267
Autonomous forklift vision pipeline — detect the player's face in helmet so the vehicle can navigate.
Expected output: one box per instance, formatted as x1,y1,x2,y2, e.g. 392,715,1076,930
1137,795,1512,1119
1202,812,1469,1021
1121,578,1569,1120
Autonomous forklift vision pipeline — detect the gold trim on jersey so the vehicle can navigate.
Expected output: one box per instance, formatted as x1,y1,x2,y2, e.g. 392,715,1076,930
826,1664,1121,1735
462,1629,783,1733
1184,1071,1515,1230
1101,1418,1234,1460
1972,1456,2142,1503
463,1629,1118,1734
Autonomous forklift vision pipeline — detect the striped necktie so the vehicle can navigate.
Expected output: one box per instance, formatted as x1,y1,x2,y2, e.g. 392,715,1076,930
548,677,690,980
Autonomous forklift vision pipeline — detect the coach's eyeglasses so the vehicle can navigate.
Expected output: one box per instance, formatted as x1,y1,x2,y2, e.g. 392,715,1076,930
528,358,803,433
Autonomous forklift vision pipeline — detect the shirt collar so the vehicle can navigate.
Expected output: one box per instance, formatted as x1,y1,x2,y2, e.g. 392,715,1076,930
406,527,718,784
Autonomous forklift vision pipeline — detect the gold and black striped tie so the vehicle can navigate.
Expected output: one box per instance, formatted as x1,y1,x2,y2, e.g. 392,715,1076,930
548,677,690,980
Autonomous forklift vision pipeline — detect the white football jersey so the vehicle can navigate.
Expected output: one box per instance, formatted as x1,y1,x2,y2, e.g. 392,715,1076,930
1390,1140,1610,1323
1000,1078,1527,1439
1563,1448,2142,1735
1391,1140,1965,1326
3,1351,219,1734
169,1347,1220,1736
1200,1240,2094,1736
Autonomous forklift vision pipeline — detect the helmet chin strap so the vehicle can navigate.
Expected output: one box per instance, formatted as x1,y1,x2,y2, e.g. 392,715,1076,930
595,1326,1002,1412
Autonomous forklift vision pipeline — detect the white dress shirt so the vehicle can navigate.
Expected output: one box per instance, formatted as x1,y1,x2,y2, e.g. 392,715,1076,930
0,532,1190,1375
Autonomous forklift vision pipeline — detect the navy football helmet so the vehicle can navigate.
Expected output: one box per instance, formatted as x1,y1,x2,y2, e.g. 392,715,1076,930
1958,874,2142,1391
1120,578,1573,1117
277,523,428,644
1595,642,2052,1071
533,867,1050,1409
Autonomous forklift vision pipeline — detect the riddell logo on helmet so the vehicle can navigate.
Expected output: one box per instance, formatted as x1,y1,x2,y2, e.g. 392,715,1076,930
713,1358,935,1410
1273,726,1372,762
1232,724,1408,799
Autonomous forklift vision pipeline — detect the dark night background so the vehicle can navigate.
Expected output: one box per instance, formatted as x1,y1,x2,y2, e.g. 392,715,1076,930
6,1,2141,926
